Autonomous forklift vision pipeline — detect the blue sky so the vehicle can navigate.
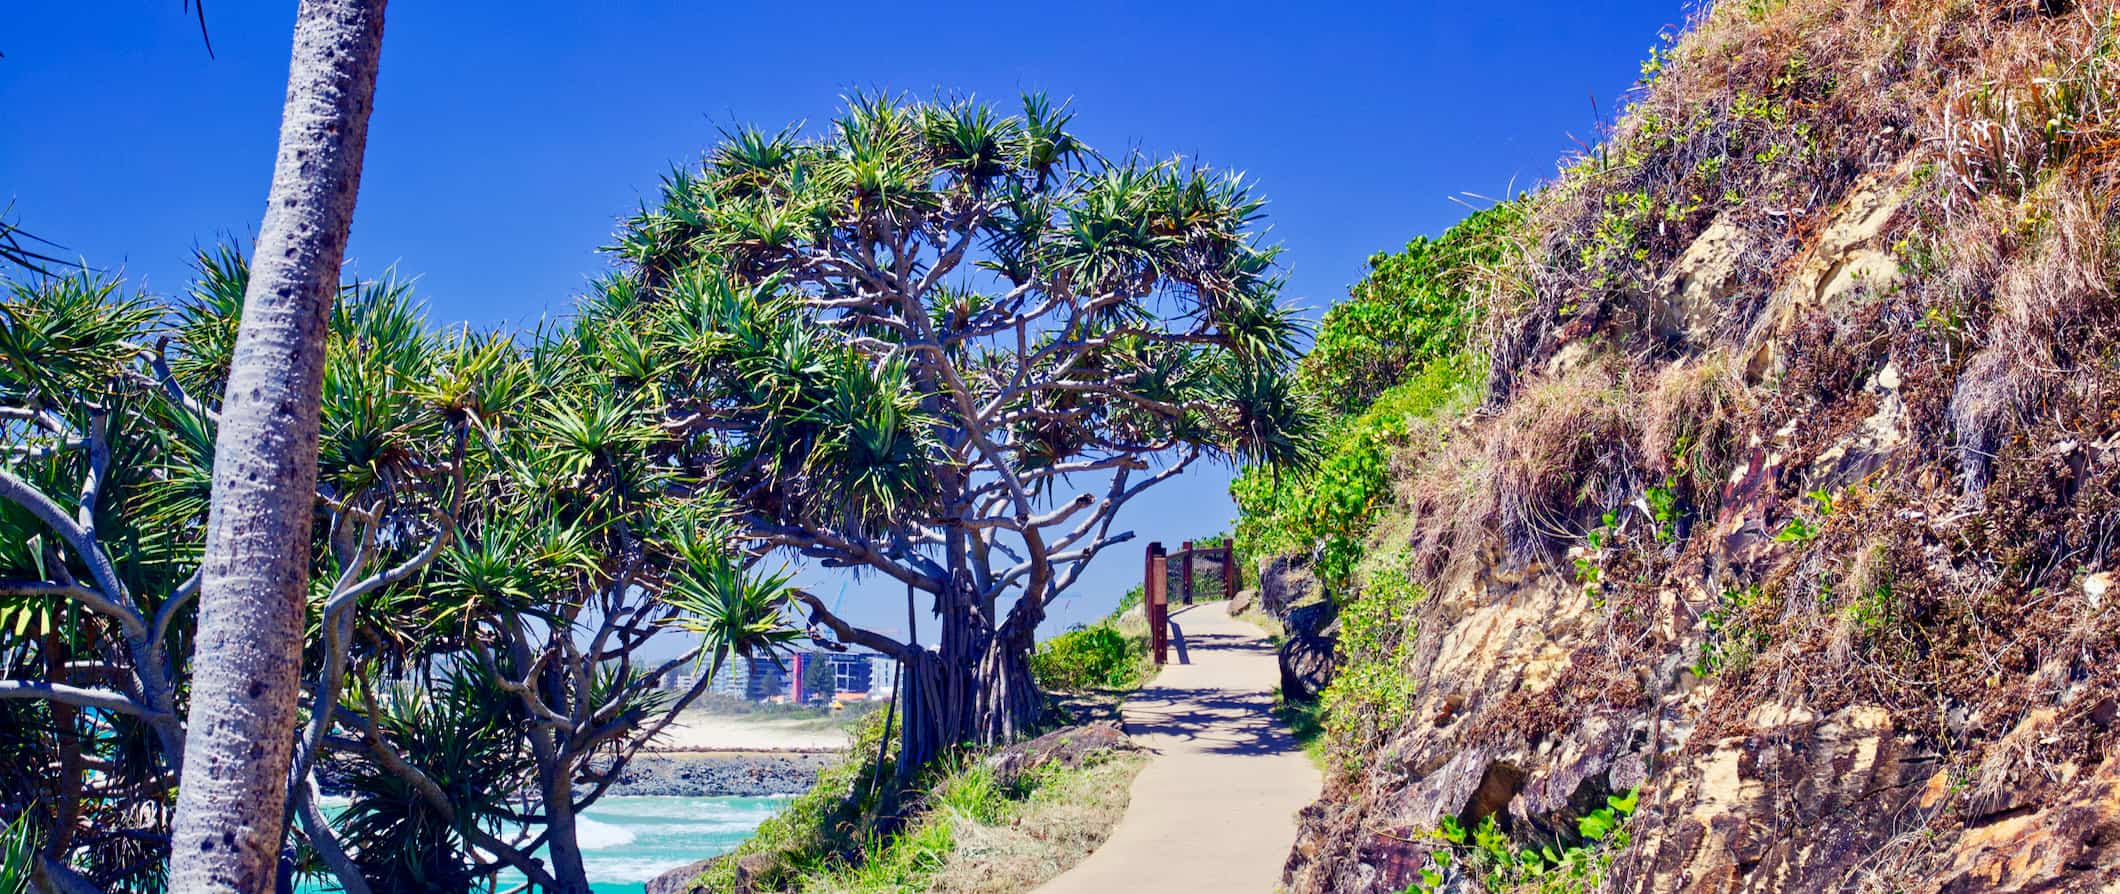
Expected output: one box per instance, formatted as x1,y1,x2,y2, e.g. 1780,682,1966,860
3,0,1685,636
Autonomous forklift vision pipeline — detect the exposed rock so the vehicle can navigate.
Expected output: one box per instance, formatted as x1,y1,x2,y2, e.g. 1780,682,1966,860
1653,213,1752,347
984,720,1135,787
1279,599,1339,702
604,750,837,797
1228,586,1258,617
1744,159,1911,380
1259,554,1322,619
1807,360,1910,489
648,851,781,894
1931,758,2120,893
1610,704,1931,893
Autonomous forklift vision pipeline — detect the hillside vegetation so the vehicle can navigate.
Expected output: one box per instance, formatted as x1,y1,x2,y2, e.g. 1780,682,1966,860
1245,1,2120,891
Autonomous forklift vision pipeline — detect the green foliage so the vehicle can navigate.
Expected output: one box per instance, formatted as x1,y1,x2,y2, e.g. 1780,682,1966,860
1273,693,1328,767
1229,201,1503,598
1318,552,1424,771
1301,202,1522,416
331,669,534,892
1233,360,1475,591
1407,789,1639,894
691,712,1125,893
1645,480,1680,544
1031,623,1147,692
1773,488,1837,543
1691,585,1769,678
1,811,39,894
2,249,804,892
1113,583,1145,617
688,711,912,892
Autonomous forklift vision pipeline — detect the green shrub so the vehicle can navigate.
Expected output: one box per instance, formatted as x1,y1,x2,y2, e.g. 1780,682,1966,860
1318,552,1425,770
1406,789,1640,894
1232,201,1510,592
1233,360,1476,591
1301,202,1522,416
685,711,909,891
1032,624,1147,692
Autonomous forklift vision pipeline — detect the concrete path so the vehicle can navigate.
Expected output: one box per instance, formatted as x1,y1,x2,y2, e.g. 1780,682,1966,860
1035,603,1321,894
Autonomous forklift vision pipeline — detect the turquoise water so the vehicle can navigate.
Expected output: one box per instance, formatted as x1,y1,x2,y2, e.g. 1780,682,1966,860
566,796,792,893
306,795,792,892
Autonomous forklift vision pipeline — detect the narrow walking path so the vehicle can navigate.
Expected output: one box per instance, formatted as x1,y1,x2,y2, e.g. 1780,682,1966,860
1036,603,1321,894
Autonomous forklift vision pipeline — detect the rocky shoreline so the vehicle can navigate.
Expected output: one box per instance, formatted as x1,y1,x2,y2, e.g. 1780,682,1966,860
603,750,839,798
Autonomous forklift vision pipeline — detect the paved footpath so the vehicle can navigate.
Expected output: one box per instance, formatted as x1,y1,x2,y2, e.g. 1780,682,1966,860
1035,603,1322,894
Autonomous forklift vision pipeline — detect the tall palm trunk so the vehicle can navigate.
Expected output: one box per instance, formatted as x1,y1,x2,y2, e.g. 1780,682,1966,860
167,2,387,891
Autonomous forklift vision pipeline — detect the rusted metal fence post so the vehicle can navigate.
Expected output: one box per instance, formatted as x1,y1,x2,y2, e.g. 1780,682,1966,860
1180,540,1195,604
1146,541,1168,665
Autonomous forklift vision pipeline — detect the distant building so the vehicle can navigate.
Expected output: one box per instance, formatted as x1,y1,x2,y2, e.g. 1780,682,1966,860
866,655,899,700
826,653,872,695
705,655,790,701
670,651,898,703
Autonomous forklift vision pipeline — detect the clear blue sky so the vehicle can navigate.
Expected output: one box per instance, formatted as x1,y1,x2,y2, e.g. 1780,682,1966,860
3,0,1684,636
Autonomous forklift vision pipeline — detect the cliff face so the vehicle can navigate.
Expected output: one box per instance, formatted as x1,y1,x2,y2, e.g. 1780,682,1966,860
1277,2,2120,891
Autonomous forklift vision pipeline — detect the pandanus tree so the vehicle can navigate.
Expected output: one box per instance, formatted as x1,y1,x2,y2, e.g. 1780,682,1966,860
0,274,198,892
1,253,801,894
316,340,802,894
595,94,1312,769
0,257,479,892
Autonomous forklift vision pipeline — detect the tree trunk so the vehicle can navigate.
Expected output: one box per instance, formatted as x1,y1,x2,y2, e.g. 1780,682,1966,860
541,765,593,894
894,590,1043,778
971,635,1041,744
167,2,386,891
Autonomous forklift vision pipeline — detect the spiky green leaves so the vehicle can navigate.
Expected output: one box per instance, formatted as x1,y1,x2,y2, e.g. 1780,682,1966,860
660,515,801,666
0,274,157,407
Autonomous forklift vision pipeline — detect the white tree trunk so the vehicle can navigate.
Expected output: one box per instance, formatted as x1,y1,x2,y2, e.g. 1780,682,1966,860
167,2,386,891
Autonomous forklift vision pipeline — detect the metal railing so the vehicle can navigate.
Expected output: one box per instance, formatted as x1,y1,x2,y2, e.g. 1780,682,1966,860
1145,540,1239,665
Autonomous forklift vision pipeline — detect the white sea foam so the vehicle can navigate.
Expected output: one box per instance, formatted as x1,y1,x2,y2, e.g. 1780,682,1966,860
573,816,639,850
588,797,789,822
580,856,697,883
604,820,777,837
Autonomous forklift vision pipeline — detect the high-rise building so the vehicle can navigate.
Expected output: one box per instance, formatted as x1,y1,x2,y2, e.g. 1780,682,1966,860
706,655,790,701
867,655,899,700
826,653,872,695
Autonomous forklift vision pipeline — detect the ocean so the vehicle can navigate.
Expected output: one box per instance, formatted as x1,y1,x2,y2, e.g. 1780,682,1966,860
305,795,793,892
564,796,793,892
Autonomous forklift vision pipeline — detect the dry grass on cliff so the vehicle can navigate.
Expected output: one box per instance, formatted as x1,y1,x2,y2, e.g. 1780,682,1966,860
1289,2,2120,890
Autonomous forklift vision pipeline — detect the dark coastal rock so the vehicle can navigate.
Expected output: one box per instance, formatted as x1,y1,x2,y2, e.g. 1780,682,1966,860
604,751,837,798
1258,554,1321,620
984,720,1136,787
1278,599,1338,703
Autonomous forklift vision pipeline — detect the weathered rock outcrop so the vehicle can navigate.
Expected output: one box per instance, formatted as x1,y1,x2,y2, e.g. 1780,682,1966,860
605,750,837,798
1277,3,2120,891
1259,554,1322,618
984,720,1136,787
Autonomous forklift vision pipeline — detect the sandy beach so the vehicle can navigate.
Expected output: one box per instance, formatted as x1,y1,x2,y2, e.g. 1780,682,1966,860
652,712,851,752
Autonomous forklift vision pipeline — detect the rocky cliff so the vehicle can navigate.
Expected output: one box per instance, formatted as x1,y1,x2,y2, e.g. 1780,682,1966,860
1272,1,2120,891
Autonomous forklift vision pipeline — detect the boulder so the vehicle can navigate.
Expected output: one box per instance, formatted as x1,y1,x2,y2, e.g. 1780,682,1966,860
1279,600,1339,702
1227,586,1258,617
1258,554,1321,619
648,851,780,894
984,720,1135,787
